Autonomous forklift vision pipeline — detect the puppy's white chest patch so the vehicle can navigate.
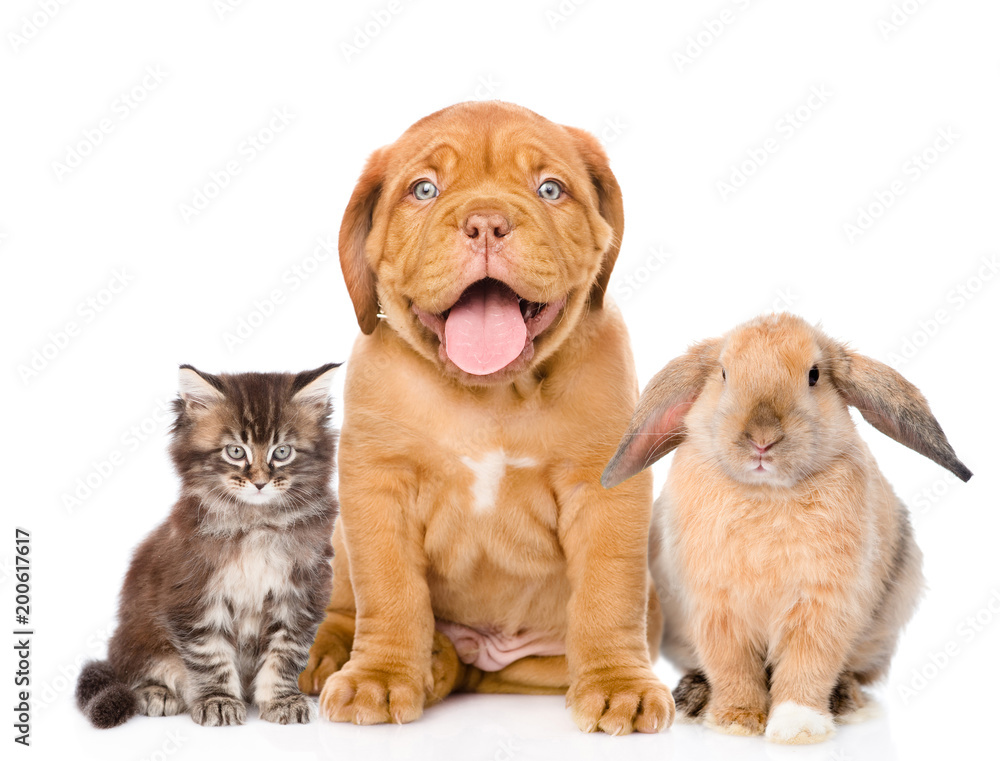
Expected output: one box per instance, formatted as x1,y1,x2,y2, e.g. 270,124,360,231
460,449,536,513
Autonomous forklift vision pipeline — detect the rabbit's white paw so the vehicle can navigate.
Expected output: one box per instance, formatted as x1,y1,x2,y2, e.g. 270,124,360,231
765,701,834,744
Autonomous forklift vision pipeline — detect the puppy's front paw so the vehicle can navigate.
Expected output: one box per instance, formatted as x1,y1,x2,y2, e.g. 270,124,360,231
319,663,425,725
567,671,673,735
704,702,767,736
765,701,835,744
260,693,313,724
191,695,246,726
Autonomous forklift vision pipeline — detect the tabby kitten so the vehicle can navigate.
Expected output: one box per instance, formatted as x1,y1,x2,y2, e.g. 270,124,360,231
76,364,340,728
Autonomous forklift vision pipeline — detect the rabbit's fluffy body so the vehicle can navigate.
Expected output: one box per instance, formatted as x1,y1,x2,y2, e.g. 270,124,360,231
653,429,923,741
604,313,970,744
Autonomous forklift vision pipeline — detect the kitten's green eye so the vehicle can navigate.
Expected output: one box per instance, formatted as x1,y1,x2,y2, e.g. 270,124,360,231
272,445,293,462
225,445,246,460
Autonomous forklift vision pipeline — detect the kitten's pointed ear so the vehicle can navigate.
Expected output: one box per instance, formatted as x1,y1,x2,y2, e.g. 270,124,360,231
602,338,721,489
291,363,342,406
833,351,973,482
178,365,224,409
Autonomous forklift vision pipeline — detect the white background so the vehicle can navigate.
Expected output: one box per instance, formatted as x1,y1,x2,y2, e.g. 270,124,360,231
3,1,998,759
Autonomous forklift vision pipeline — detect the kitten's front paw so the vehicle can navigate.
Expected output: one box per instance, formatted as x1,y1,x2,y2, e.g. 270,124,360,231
319,663,426,725
191,695,246,727
765,701,835,744
136,685,185,717
260,693,313,725
567,670,673,735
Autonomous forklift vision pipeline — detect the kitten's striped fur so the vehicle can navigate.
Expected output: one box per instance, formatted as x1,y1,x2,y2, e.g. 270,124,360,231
76,364,340,728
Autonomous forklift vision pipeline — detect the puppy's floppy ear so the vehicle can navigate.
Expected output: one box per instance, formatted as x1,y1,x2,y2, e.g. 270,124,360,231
563,126,624,309
833,351,972,482
340,148,389,335
602,339,721,488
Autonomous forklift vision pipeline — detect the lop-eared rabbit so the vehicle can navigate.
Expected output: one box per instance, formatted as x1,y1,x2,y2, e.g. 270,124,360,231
603,313,972,744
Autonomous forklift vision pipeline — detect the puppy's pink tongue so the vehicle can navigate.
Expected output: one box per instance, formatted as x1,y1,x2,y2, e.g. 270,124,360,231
444,282,527,375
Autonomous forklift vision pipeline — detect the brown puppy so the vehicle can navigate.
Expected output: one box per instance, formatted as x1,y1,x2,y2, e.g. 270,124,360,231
298,101,671,734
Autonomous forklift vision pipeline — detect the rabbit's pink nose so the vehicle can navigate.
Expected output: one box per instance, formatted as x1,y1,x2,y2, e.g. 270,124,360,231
749,436,782,453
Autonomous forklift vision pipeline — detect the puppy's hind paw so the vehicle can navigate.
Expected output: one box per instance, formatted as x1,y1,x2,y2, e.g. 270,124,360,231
298,626,352,695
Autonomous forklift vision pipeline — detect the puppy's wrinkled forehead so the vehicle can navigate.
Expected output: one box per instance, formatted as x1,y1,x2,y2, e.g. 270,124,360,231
389,105,583,191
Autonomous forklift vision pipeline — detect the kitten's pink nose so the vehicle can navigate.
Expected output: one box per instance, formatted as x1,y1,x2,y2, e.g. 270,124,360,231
253,481,268,491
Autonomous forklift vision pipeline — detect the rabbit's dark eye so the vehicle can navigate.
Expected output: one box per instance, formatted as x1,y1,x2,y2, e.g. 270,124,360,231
809,365,819,386
721,368,727,381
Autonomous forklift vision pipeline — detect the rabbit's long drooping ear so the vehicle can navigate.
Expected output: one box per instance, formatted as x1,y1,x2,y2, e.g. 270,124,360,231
602,339,721,488
835,352,973,482
339,147,389,335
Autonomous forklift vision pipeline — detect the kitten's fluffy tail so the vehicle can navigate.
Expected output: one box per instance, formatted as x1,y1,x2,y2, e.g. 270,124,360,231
76,660,137,729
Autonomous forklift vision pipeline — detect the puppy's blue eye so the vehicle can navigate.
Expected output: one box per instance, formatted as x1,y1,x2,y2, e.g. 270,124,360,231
225,445,245,460
413,180,438,200
537,180,562,200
